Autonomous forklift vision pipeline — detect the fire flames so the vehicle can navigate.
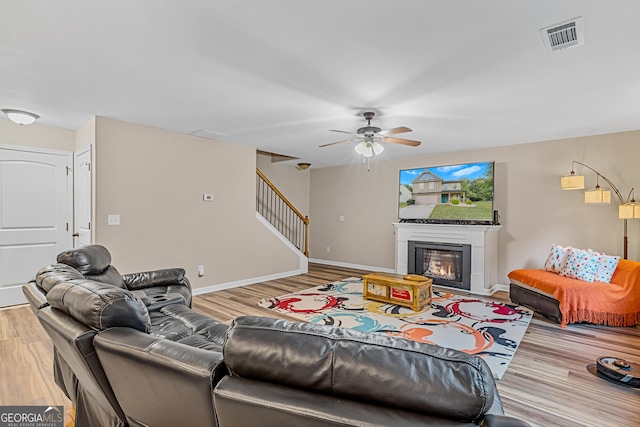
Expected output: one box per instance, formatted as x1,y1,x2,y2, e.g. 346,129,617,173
427,260,456,280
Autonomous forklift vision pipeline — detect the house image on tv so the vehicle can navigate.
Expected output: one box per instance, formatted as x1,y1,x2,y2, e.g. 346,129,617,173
399,185,413,203
411,170,466,204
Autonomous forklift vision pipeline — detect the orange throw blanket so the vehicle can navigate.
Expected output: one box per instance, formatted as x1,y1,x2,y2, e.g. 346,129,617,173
508,259,640,327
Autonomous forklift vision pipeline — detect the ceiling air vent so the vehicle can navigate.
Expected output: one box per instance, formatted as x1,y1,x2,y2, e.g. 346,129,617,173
540,17,584,52
189,129,229,139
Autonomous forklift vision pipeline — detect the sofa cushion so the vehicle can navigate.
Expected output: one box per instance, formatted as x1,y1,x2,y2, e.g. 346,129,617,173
148,304,228,343
57,245,112,275
558,248,600,282
543,244,570,273
36,264,86,293
84,265,126,288
46,279,150,332
223,316,501,423
588,249,621,283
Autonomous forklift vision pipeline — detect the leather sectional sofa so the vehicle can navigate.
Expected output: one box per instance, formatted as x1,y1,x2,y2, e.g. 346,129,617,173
23,245,229,426
25,245,530,427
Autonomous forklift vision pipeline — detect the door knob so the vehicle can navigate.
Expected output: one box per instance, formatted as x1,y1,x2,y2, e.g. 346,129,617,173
72,233,79,237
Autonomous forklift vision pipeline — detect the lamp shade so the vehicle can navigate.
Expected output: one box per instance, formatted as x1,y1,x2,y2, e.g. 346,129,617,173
2,109,39,125
372,141,384,155
560,174,585,190
619,202,640,219
584,187,611,204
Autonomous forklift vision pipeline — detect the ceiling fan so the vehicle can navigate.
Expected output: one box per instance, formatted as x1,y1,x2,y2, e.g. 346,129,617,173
320,112,421,157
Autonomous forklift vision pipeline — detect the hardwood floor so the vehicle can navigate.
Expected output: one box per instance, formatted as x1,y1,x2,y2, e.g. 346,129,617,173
2,263,639,427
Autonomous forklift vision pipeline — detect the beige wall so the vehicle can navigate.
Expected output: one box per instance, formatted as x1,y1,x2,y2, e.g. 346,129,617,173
74,117,95,151
309,130,640,283
256,153,310,216
0,117,74,151
93,117,300,289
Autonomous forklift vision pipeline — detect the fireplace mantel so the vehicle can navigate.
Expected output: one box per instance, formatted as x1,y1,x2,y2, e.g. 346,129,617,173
393,223,501,295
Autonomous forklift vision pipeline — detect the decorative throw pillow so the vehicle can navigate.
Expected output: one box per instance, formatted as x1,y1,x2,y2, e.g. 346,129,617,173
544,244,570,273
588,249,621,283
558,248,600,282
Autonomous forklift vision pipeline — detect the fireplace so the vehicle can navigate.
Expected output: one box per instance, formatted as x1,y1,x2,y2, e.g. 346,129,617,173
394,223,501,295
408,241,471,290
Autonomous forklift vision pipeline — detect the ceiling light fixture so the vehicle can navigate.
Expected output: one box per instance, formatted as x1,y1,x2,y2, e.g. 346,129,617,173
2,109,40,126
296,163,311,171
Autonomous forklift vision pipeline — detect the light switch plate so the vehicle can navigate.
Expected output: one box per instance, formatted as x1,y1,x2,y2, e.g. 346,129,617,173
107,214,120,225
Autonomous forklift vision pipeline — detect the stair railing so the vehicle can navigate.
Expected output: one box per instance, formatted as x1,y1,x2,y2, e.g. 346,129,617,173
256,169,309,257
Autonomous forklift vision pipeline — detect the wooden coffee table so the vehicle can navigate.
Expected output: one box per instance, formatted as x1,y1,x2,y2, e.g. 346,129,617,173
362,272,432,312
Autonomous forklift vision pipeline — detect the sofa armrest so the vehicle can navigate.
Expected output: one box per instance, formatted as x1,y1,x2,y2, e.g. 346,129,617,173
479,414,532,427
94,327,227,427
122,268,191,292
22,281,48,313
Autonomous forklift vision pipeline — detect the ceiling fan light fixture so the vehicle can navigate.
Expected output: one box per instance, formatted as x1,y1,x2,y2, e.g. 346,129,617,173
2,109,39,125
322,111,420,154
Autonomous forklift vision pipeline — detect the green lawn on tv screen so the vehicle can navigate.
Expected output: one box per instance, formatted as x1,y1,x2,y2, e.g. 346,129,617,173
429,200,493,220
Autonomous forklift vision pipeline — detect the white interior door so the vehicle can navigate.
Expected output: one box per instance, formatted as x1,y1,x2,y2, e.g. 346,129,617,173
74,146,92,248
0,146,71,307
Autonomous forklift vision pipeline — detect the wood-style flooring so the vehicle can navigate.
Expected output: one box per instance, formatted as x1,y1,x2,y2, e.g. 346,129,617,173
1,263,639,427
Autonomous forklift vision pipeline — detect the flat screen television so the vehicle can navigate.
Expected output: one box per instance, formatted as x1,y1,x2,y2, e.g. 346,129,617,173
398,161,495,224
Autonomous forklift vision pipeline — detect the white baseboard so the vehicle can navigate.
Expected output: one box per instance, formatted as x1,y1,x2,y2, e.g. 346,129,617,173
192,268,304,296
0,285,27,308
309,258,395,274
490,283,510,294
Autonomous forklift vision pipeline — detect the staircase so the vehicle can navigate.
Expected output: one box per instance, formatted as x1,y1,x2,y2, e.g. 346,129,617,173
256,169,309,257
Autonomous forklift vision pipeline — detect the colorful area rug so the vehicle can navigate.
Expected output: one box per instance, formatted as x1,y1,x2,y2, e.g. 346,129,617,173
258,277,533,379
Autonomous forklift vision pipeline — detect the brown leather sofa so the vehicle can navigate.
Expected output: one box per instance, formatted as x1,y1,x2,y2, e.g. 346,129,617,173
26,245,530,427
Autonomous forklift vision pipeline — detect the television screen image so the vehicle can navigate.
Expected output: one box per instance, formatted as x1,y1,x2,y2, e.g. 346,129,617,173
398,161,495,223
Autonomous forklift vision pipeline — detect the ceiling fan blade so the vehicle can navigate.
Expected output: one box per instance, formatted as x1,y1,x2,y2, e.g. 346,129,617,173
385,137,421,147
319,139,353,148
329,129,357,135
379,126,412,136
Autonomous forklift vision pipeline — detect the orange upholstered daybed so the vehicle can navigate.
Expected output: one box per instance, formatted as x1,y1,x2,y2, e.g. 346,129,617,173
508,259,640,327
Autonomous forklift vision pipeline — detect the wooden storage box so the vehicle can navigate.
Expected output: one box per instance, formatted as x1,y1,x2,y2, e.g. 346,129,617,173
362,272,432,312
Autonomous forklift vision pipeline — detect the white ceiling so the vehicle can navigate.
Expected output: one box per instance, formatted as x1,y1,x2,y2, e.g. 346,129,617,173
2,1,640,168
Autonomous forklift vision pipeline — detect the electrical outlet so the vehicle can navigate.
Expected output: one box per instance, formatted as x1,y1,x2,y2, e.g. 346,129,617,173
326,246,331,253
339,215,345,222
107,214,120,225
198,265,205,277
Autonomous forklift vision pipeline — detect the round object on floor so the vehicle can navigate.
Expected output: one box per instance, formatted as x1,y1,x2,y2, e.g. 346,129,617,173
587,357,640,388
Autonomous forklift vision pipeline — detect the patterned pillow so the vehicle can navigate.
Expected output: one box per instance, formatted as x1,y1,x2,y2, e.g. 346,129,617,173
544,244,570,273
588,249,621,283
557,248,600,282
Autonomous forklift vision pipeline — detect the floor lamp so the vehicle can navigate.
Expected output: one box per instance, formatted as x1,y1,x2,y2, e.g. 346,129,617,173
560,160,638,260
561,161,640,387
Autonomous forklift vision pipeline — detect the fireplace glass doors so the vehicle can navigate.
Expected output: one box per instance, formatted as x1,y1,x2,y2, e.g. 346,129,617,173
408,241,471,290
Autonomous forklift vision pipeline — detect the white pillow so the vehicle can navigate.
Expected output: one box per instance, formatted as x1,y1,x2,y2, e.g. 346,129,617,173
588,249,621,283
543,244,570,273
557,248,600,282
